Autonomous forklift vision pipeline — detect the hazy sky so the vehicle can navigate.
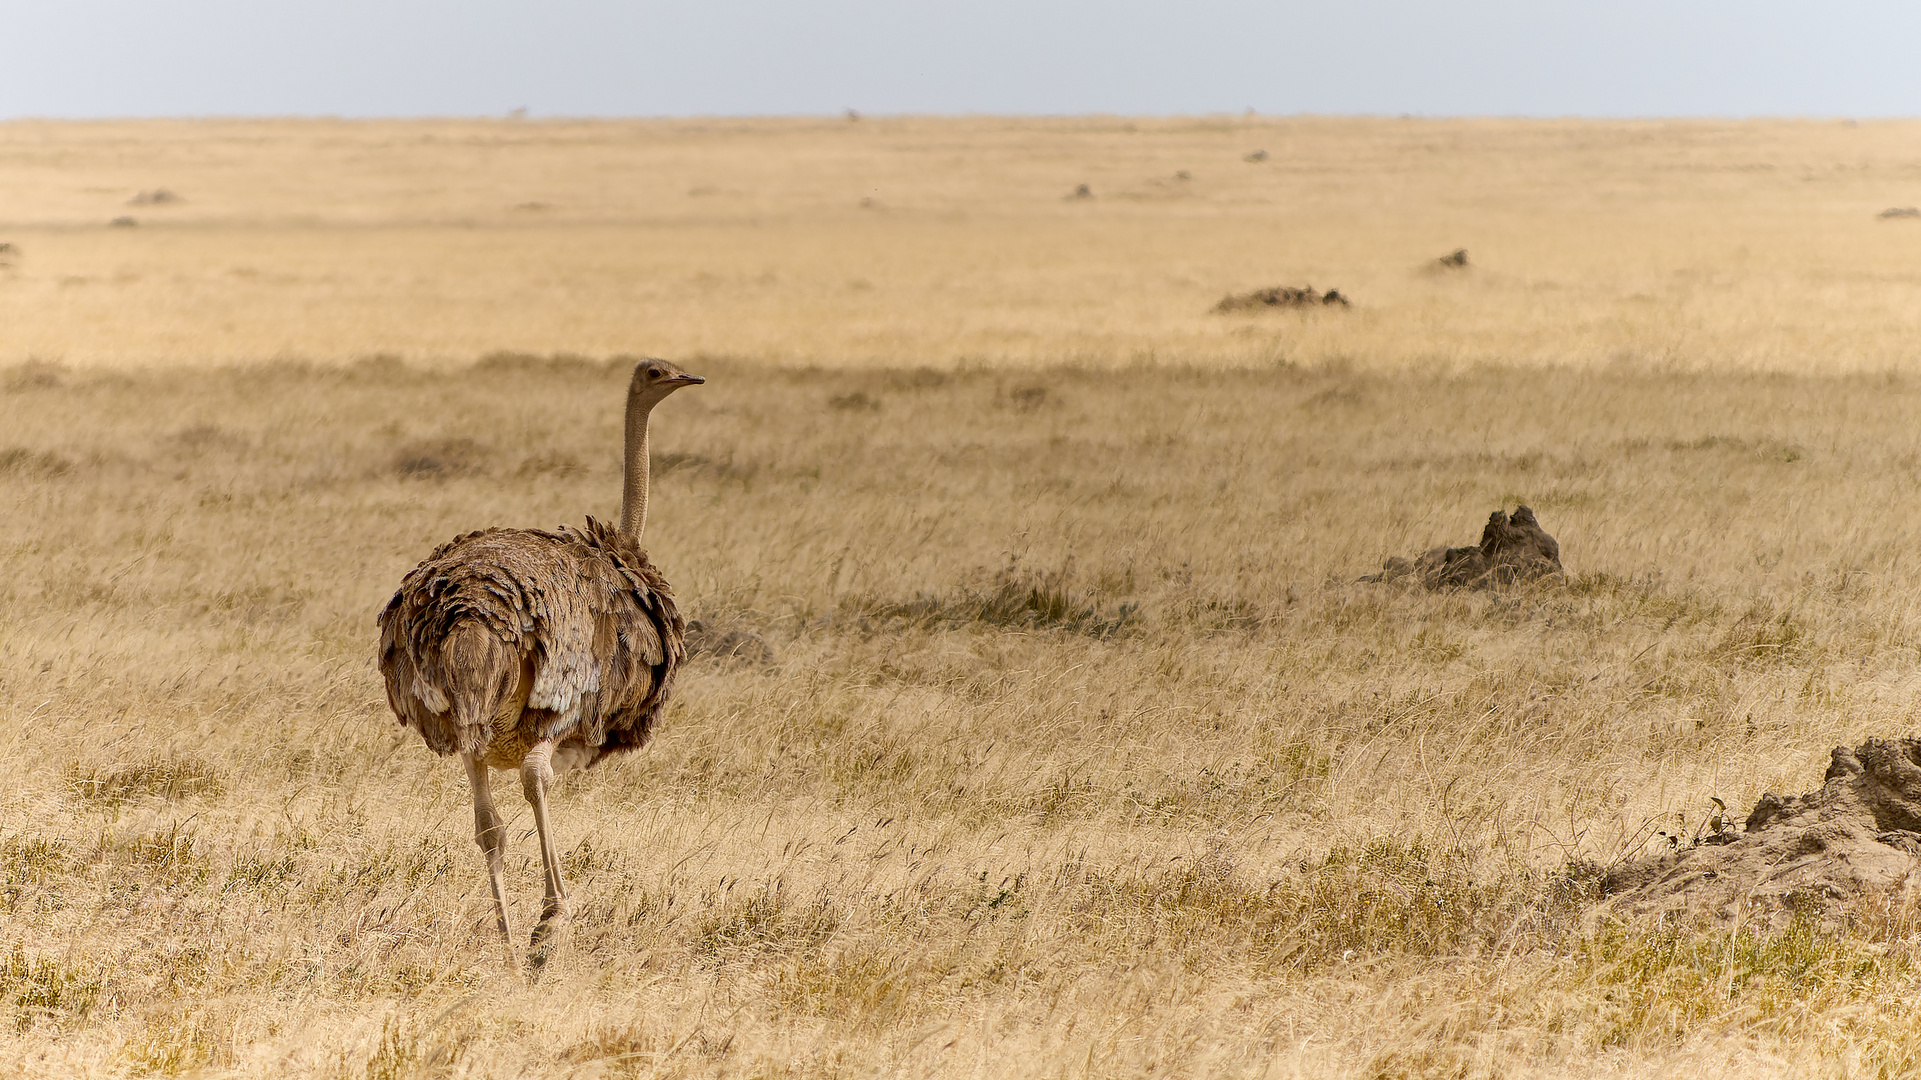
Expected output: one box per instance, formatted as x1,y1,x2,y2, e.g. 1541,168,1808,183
4,1,1919,119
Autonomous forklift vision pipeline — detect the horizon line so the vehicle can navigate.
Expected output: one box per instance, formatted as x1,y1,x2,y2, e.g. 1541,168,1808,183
2,111,1914,124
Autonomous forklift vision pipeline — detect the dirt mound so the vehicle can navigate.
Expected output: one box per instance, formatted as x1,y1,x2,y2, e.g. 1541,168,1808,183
685,618,777,668
1214,285,1349,312
1364,505,1562,589
1599,738,1921,928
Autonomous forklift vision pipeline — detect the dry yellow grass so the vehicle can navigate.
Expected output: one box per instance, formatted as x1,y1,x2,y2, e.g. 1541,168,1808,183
3,116,1921,370
5,119,1921,1078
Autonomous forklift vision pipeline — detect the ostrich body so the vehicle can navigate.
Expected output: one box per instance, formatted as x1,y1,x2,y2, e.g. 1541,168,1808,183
377,359,703,966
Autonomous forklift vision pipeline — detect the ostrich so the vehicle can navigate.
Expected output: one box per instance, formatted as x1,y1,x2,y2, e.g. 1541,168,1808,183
377,359,704,967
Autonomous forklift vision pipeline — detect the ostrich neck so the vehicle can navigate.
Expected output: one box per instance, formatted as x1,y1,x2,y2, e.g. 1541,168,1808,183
619,393,653,545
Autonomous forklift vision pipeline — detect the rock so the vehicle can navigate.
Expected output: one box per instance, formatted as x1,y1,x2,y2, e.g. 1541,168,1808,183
1244,149,1268,163
1435,248,1470,268
1599,738,1921,928
1877,207,1920,219
1479,505,1561,585
1411,544,1488,588
1363,505,1562,589
1214,285,1351,312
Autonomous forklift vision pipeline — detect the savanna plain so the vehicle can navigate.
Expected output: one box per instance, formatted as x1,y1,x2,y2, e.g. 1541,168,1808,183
5,116,1921,1078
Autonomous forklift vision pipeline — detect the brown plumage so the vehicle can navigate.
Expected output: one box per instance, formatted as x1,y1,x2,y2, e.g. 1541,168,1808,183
376,358,703,970
378,519,682,768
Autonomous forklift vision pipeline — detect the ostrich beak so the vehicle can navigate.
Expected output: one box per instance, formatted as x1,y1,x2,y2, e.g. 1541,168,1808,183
669,373,706,386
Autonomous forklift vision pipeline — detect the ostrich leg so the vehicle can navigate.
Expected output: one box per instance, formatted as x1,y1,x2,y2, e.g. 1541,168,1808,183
521,739,571,966
464,754,517,968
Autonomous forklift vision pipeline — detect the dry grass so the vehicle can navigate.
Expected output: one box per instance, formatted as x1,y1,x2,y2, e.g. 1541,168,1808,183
2,116,1921,370
4,118,1921,1077
8,356,1921,1076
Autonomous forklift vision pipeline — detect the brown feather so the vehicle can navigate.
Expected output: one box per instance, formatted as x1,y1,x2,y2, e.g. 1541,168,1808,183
377,516,684,768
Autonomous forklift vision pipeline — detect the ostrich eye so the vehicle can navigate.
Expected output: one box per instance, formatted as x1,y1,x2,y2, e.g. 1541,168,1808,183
648,368,663,380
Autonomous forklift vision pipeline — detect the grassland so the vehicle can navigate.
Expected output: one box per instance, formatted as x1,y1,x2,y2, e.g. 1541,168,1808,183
4,118,1921,1078
3,116,1921,371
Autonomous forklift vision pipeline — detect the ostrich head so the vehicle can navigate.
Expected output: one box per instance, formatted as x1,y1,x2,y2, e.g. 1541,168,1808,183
629,358,705,406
